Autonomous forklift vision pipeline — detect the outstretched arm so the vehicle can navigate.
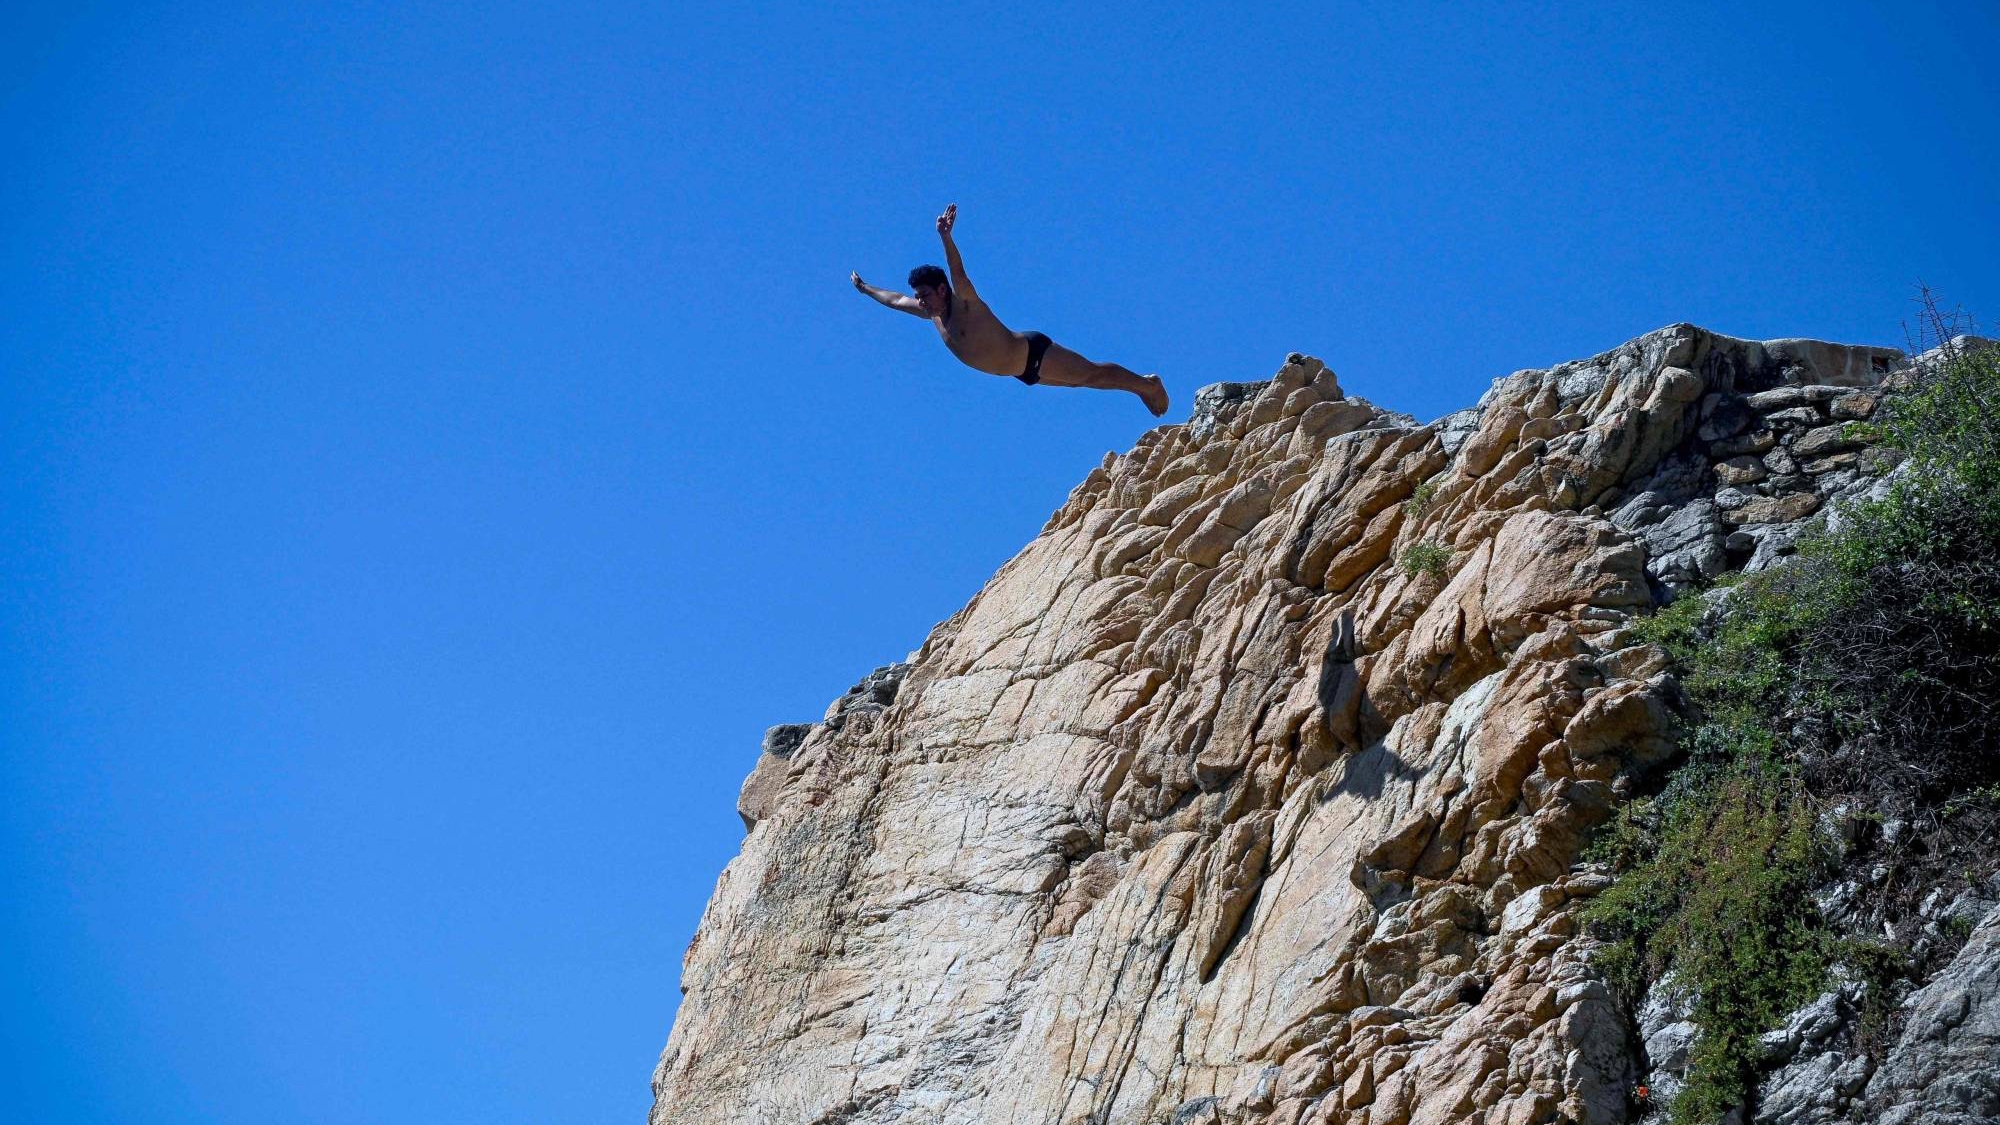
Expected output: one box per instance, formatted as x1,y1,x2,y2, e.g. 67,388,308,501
851,272,927,317
936,204,977,300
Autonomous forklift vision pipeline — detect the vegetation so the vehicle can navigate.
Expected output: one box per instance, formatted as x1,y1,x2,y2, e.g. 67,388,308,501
1402,476,1441,521
1398,538,1452,579
1584,295,2000,1124
1587,779,1834,1124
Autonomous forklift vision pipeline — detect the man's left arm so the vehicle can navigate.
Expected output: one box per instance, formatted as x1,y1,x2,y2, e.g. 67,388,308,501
853,272,928,316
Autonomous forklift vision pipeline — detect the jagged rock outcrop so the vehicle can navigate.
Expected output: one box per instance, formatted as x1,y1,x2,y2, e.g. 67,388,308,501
1865,900,2000,1125
653,325,1924,1125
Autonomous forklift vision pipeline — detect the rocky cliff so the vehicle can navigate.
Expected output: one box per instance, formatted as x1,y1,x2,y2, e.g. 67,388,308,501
652,325,1995,1125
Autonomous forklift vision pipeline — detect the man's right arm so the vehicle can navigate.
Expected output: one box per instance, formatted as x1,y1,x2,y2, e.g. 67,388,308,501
852,272,927,317
936,204,977,300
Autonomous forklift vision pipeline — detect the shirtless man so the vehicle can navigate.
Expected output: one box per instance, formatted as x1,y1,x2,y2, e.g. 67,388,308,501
852,204,1170,416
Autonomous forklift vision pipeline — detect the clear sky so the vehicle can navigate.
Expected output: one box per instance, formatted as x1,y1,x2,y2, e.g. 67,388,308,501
3,2,1995,1122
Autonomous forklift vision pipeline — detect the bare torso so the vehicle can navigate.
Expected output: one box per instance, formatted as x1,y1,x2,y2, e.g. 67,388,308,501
933,294,1030,377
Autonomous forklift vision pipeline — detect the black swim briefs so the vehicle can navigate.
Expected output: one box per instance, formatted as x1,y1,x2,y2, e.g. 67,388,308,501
1018,332,1052,385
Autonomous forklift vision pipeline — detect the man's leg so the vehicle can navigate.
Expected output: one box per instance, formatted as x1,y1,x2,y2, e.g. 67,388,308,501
1034,341,1169,416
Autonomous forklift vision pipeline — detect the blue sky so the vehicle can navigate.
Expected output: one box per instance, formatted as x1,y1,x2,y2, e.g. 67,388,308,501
3,2,1995,1122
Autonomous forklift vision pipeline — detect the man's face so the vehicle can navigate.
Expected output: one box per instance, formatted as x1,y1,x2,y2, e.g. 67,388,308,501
914,284,948,317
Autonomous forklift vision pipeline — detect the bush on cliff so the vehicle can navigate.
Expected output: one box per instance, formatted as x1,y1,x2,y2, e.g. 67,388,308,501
1397,539,1452,579
1585,303,2000,1125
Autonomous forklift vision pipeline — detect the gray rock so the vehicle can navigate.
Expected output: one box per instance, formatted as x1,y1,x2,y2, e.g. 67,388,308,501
1742,521,1808,572
1558,979,1615,1010
1755,1049,1874,1125
1789,990,1845,1047
1764,447,1800,475
1815,879,1861,924
1714,429,1780,456
1434,406,1484,455
1835,1054,1874,1099
1767,406,1826,428
1188,380,1267,441
1823,471,1901,535
1626,498,1726,588
1745,386,1816,411
1757,339,1903,387
1935,890,2000,933
1170,1096,1222,1125
1700,396,1756,441
1638,971,1700,1102
1759,1025,1801,1064
1562,997,1638,1125
1647,1018,1699,1073
1554,361,1609,402
1863,904,2000,1123
1755,1050,1838,1124
1610,490,1673,529
761,724,813,758
823,661,911,730
1819,804,1865,854
1744,384,1848,411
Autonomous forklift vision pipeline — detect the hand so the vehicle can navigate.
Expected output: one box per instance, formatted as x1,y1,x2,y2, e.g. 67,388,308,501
851,271,865,290
936,203,957,236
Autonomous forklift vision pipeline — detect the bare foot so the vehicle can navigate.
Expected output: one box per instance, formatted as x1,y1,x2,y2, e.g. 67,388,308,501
1139,375,1169,417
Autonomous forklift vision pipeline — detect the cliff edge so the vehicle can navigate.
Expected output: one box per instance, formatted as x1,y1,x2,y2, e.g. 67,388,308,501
651,325,1983,1125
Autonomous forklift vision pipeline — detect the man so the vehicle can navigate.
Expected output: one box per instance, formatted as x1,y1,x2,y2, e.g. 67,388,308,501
851,204,1170,416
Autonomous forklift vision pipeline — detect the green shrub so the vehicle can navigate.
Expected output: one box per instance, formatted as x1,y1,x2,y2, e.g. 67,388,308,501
1624,588,1707,659
1586,297,2000,1124
1586,779,1833,1124
1836,937,1910,1051
1402,477,1440,521
1878,293,2000,508
1398,539,1451,579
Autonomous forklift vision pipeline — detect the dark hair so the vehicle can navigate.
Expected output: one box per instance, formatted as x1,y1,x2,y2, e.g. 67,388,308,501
908,264,948,291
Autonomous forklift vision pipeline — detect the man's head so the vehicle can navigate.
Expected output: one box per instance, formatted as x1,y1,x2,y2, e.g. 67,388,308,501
909,264,950,316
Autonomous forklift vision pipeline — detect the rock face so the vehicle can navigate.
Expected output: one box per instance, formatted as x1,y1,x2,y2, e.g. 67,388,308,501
1865,903,2000,1125
652,326,1918,1125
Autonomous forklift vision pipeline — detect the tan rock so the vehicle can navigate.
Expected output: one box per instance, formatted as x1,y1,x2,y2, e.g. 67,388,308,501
1722,492,1823,525
1714,455,1767,485
1802,450,1860,474
1460,407,1527,477
652,326,1891,1125
1791,422,1858,459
